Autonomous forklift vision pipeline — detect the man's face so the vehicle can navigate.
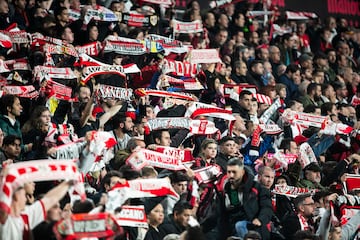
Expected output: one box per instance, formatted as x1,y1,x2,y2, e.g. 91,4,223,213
122,117,134,133
227,165,245,188
15,0,26,10
329,226,342,240
269,47,281,63
105,176,123,192
252,63,264,75
47,203,62,222
79,87,91,102
300,196,315,218
291,70,301,85
305,170,321,183
174,209,192,228
220,140,236,156
9,97,22,117
4,139,21,159
172,181,188,195
205,12,215,27
239,94,252,111
215,30,228,45
289,141,299,155
159,131,171,146
258,169,275,189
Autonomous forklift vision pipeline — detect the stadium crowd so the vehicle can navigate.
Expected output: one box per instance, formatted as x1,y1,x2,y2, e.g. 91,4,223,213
0,0,360,239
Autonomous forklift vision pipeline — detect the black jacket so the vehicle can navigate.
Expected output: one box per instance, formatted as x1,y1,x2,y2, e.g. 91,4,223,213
217,167,273,240
159,215,186,235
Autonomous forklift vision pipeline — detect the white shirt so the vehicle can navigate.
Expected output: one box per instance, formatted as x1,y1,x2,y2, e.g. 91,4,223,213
0,200,46,240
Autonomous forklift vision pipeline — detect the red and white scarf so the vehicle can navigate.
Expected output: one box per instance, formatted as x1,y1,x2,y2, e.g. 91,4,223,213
126,148,186,171
2,85,39,99
116,205,148,228
189,49,221,64
135,88,195,101
54,213,122,239
96,84,133,101
162,58,199,77
272,184,313,198
173,19,203,34
155,146,193,162
106,178,179,212
0,160,85,215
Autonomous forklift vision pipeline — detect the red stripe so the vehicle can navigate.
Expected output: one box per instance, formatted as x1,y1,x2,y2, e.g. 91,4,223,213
2,184,10,197
5,174,16,183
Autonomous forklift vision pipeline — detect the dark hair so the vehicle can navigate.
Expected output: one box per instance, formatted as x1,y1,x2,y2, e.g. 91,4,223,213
227,157,244,168
184,227,205,240
279,138,293,151
101,170,122,190
285,63,300,74
153,130,168,143
239,89,253,99
307,83,319,95
3,135,21,146
173,200,193,215
22,106,50,134
293,193,312,209
119,164,141,180
111,113,127,130
72,199,95,213
0,94,18,115
321,102,335,116
218,136,235,146
169,171,190,184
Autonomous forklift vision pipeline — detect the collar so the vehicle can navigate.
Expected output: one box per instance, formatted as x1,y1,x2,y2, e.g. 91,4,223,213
4,115,16,126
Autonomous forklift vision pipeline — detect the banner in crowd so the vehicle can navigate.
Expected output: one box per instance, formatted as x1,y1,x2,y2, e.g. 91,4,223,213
4,58,29,71
116,205,148,228
162,59,199,77
2,85,39,99
0,30,29,44
160,75,204,90
84,7,118,24
298,142,317,169
190,108,235,123
54,213,122,239
127,148,187,171
34,66,77,82
76,42,102,56
103,36,147,55
0,160,85,214
142,0,172,6
81,65,125,84
344,174,360,193
42,79,74,101
194,165,222,184
155,146,193,162
189,49,221,64
222,84,257,101
172,20,203,34
106,178,178,212
96,84,133,101
285,11,318,20
272,184,315,198
117,12,158,27
50,138,87,160
0,32,12,48
135,88,195,101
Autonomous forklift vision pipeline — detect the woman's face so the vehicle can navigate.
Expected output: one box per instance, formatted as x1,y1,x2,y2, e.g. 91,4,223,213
148,203,164,227
203,143,217,159
40,110,51,125
89,26,98,41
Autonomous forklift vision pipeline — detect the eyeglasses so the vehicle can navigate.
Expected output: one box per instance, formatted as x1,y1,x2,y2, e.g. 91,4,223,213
303,202,315,206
